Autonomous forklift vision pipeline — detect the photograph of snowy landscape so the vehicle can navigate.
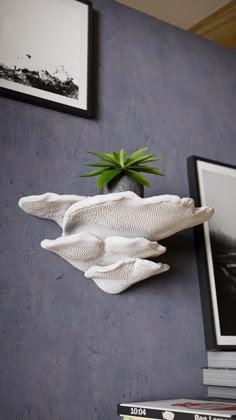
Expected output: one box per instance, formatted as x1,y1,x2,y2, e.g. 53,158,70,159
0,0,90,115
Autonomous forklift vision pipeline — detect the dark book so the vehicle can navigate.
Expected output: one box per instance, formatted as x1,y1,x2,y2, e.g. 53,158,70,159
117,399,236,420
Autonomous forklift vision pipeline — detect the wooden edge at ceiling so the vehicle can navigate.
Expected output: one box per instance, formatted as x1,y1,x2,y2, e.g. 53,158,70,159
189,0,236,49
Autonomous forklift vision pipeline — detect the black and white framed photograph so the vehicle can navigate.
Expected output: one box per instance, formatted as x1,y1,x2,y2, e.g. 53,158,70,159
0,0,92,117
188,156,236,349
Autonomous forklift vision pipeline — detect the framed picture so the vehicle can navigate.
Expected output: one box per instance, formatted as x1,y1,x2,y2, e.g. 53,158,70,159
0,0,92,117
188,156,236,349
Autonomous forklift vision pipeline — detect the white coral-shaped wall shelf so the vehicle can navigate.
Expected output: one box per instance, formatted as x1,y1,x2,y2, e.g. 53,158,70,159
18,191,214,294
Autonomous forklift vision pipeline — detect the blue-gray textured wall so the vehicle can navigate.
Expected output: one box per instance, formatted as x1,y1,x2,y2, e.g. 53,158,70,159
0,0,236,418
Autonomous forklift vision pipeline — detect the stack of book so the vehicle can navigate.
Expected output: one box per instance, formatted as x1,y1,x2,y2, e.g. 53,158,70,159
117,399,236,419
203,351,236,400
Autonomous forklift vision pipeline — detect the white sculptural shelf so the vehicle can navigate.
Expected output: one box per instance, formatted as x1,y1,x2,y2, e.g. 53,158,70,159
19,191,214,294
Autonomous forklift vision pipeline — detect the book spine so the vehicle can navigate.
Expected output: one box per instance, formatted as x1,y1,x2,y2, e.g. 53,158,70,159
117,405,233,420
207,386,236,400
208,352,236,369
203,369,236,387
208,361,236,369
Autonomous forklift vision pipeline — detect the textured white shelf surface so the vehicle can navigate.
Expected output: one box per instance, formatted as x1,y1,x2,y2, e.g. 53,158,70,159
41,233,166,272
85,258,169,294
19,191,214,294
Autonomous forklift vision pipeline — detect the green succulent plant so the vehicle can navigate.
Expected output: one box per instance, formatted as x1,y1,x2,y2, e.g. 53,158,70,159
81,147,165,190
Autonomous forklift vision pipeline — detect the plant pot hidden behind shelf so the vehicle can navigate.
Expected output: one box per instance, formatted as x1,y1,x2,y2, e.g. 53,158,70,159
100,174,144,197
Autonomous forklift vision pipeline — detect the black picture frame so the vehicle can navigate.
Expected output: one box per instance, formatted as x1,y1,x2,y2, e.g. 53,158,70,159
0,0,92,118
188,156,236,350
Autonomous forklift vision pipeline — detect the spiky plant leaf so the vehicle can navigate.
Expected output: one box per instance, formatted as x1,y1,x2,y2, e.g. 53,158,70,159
97,169,121,190
127,147,149,161
138,158,161,164
85,162,115,168
125,154,155,167
88,152,117,164
113,151,121,164
126,170,151,187
120,149,126,167
80,169,107,177
131,165,165,176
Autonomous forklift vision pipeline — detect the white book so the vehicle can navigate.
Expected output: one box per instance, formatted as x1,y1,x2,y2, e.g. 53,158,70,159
208,386,236,400
203,368,236,387
208,352,236,369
